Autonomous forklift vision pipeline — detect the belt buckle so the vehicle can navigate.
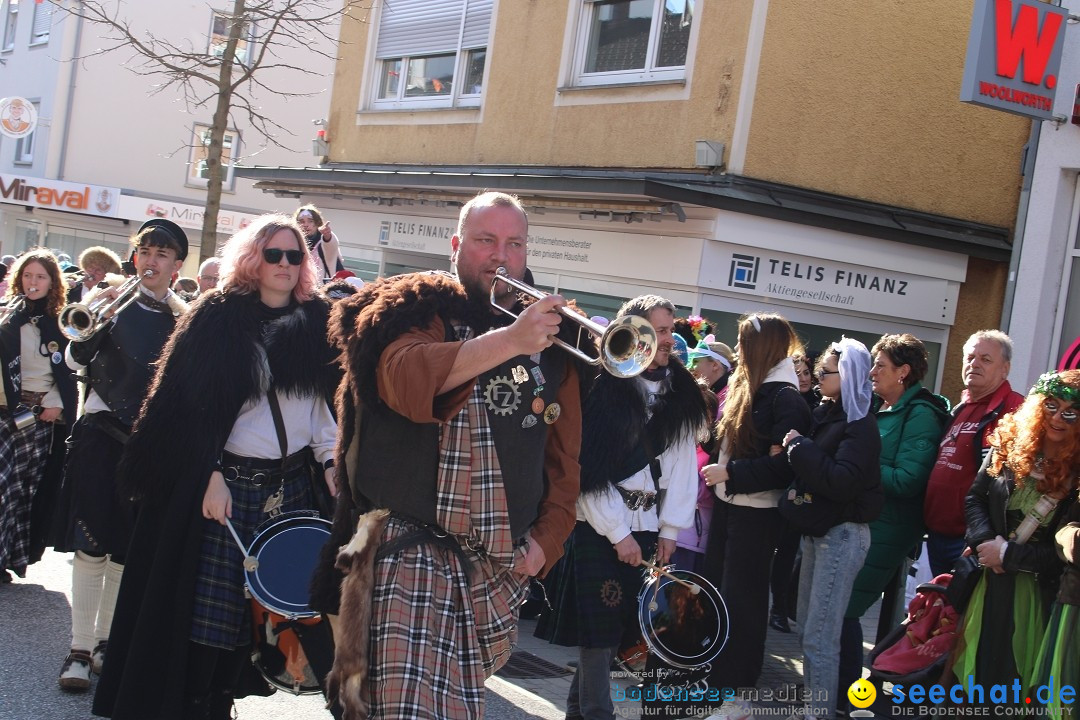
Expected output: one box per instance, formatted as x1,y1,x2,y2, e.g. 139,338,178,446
624,490,643,511
222,467,240,483
250,472,268,487
641,493,658,512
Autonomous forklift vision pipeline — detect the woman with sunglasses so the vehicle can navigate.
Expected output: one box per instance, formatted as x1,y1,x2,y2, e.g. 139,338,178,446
837,333,950,706
94,214,338,720
953,371,1080,696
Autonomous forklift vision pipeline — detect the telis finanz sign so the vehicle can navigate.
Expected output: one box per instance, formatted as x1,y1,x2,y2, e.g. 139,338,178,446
960,0,1069,120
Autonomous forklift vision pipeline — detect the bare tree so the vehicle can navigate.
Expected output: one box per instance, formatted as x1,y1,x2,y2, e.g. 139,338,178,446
51,0,363,263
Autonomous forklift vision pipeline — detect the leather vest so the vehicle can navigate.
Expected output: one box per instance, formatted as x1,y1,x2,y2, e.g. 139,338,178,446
355,322,566,539
89,302,178,426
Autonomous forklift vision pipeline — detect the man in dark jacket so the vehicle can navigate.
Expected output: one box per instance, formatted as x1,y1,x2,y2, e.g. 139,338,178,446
923,330,1024,576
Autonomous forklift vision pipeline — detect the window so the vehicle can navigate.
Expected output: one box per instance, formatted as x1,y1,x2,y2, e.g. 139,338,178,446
29,0,48,45
12,100,37,164
208,10,254,65
571,0,694,87
3,0,17,51
371,0,492,109
188,124,238,188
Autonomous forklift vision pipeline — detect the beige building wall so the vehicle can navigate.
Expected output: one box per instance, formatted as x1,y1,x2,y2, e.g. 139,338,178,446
743,0,1029,227
328,0,753,168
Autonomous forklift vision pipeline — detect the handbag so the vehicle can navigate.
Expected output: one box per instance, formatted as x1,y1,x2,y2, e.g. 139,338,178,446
945,554,983,615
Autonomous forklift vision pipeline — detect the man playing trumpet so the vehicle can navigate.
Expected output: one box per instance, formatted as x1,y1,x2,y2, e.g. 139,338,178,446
55,219,188,692
314,191,582,719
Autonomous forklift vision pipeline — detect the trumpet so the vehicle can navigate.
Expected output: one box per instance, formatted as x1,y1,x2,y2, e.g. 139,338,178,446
490,267,658,378
59,270,152,342
0,294,26,327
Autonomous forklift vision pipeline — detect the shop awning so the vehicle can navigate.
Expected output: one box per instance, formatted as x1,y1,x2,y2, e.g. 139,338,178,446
235,164,1013,261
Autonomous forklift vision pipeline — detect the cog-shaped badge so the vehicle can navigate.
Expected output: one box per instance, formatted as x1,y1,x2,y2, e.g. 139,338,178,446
484,375,521,416
600,579,623,608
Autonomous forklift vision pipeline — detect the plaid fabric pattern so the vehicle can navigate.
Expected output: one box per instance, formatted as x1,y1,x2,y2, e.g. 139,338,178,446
537,523,657,649
190,465,312,649
366,322,529,718
0,415,50,577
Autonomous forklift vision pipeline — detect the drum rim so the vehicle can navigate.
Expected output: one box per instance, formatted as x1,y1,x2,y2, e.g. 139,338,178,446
245,517,331,618
637,569,729,670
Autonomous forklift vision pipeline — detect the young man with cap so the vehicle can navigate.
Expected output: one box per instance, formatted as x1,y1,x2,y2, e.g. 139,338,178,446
55,218,189,692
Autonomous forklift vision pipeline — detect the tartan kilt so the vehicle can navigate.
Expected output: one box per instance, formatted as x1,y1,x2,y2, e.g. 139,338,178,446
536,521,657,649
190,463,314,649
0,414,50,576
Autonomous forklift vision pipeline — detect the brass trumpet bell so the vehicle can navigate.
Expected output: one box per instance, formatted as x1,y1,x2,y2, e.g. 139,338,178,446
490,267,657,379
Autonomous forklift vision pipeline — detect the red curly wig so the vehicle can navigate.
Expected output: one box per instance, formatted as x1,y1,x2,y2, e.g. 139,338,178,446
988,369,1080,496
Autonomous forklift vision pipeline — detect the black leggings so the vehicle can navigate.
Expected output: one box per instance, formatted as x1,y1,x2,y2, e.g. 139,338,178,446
183,641,250,720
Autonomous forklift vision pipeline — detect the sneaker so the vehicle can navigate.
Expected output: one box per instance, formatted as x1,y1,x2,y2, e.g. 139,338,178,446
91,640,107,674
58,650,92,692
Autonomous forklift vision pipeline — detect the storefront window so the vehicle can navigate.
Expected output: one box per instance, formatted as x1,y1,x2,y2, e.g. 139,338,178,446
43,225,130,264
10,217,41,253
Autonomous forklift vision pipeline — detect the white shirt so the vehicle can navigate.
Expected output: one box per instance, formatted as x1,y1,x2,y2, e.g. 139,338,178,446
576,375,699,544
223,390,336,465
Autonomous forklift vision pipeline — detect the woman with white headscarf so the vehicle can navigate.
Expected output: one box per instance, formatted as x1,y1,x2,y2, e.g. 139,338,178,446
780,338,884,720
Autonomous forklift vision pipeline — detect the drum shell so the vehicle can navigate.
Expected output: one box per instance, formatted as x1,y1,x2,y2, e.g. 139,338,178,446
244,511,331,619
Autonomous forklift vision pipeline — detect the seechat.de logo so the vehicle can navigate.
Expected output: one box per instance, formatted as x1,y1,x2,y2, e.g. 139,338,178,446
729,254,760,290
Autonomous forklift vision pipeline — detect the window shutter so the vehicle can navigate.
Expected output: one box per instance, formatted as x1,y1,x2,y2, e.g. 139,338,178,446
31,0,49,41
461,0,492,50
375,0,464,59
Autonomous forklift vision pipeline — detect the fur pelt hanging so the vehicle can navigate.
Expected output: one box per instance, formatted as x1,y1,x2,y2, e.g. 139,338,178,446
325,508,391,720
579,360,708,496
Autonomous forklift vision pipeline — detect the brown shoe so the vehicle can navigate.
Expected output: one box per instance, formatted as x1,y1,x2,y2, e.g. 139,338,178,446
58,650,92,692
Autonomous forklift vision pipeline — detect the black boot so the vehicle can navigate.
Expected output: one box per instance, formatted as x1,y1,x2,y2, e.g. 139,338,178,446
182,692,211,720
768,611,791,633
209,690,234,720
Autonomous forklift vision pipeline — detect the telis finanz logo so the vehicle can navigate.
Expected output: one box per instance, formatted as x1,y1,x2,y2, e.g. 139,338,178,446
729,254,760,290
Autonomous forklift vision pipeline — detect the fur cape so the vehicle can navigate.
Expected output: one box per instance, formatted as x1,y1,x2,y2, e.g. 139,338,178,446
579,360,708,496
93,290,337,720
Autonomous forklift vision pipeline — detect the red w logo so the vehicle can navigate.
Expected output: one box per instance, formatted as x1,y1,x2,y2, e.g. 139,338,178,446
995,0,1064,88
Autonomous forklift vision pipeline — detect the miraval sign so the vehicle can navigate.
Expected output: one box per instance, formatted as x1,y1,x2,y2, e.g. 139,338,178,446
960,0,1068,120
0,173,120,218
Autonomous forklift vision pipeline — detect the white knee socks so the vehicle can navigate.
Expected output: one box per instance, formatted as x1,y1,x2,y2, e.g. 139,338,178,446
96,560,123,642
71,551,106,652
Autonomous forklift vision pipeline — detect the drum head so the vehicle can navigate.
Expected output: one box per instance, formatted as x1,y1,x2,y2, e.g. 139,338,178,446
637,569,728,670
245,513,331,618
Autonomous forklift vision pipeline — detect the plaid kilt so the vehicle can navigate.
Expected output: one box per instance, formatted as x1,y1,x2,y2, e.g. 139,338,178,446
368,515,530,720
190,463,313,649
536,521,657,649
0,415,50,577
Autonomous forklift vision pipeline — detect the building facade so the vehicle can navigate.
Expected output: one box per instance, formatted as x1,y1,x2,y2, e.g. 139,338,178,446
240,0,1032,399
0,0,337,276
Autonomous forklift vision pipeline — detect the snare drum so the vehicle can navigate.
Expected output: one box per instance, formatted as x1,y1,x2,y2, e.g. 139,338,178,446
637,568,728,670
245,511,331,694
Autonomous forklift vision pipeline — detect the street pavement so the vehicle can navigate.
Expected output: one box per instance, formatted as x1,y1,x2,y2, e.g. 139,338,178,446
3,550,889,720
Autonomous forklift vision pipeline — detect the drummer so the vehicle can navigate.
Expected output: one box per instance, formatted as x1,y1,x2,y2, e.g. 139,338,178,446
536,294,708,720
92,214,339,720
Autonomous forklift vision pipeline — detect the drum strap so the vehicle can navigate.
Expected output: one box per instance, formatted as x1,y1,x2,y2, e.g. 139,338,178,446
266,386,289,473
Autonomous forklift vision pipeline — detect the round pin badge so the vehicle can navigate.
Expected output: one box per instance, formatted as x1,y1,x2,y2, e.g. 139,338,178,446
531,397,545,414
47,341,59,353
543,402,561,425
51,351,63,365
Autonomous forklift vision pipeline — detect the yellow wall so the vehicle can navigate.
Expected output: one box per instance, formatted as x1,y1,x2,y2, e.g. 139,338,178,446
743,0,1029,227
328,1,754,168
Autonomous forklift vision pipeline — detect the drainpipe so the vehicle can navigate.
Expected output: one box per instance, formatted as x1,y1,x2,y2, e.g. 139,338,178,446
999,119,1041,334
53,8,83,181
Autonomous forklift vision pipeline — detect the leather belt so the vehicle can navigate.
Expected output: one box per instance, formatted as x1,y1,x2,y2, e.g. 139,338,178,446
221,449,309,487
616,486,663,512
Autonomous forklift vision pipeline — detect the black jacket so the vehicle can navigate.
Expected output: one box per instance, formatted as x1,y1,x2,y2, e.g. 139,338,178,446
965,459,1076,603
92,291,337,720
782,399,883,535
0,299,78,421
724,382,812,495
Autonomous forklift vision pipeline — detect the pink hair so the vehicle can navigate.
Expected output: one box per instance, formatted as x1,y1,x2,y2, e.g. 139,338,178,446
219,213,317,303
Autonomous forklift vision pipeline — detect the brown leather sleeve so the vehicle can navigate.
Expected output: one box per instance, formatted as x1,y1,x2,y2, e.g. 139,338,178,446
376,316,474,423
532,360,582,577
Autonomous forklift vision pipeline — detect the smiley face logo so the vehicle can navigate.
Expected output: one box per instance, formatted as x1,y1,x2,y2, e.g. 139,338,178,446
847,678,876,709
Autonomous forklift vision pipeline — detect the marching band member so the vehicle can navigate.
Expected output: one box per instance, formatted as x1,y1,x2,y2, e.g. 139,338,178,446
55,220,188,692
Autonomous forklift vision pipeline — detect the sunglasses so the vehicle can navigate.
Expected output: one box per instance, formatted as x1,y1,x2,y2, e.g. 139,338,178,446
262,248,304,266
1042,399,1079,425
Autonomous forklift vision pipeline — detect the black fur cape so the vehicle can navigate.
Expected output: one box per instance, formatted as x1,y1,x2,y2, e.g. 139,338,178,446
579,360,708,496
93,290,337,720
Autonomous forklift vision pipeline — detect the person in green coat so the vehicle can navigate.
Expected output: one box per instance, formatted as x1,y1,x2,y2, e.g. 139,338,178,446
837,333,950,708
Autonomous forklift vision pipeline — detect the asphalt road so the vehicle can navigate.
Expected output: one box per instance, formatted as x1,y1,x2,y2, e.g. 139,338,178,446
1,550,563,720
